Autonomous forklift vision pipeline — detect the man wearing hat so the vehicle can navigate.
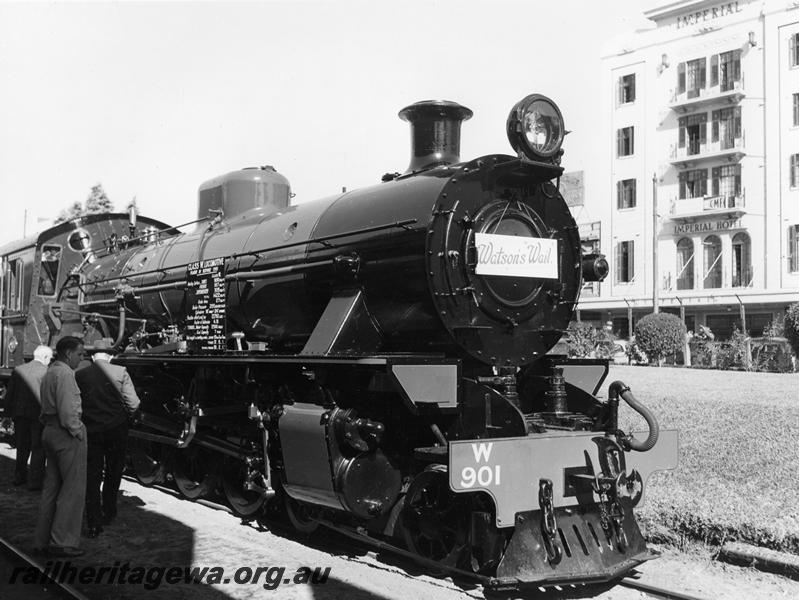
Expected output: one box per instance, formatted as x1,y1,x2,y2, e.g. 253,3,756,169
75,338,140,538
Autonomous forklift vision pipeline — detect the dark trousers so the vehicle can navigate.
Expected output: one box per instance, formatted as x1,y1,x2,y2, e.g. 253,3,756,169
86,422,129,527
14,416,45,487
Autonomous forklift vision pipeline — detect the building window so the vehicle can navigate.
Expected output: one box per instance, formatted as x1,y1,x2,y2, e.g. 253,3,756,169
789,225,799,272
678,58,706,98
617,179,637,209
703,235,722,289
790,33,799,67
732,232,751,287
618,74,635,104
676,238,694,290
616,127,634,157
794,94,799,126
711,107,741,149
615,240,634,283
678,113,707,155
712,165,741,201
679,169,708,199
715,50,741,92
792,154,799,188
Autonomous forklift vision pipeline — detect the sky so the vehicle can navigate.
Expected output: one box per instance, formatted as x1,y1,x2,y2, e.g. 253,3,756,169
0,0,653,247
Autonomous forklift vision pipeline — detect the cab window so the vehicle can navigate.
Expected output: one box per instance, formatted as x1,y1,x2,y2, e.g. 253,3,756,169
38,245,61,297
6,258,24,310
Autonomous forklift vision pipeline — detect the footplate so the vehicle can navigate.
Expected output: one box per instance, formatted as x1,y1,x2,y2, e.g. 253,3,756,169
492,502,654,588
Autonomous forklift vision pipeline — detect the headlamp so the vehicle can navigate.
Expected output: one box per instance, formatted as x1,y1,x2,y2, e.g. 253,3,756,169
506,94,565,161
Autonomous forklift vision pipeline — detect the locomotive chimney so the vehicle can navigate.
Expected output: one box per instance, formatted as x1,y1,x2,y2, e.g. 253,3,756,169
398,100,473,174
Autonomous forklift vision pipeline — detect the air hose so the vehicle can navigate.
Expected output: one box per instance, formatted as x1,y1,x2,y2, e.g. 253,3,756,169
608,380,659,452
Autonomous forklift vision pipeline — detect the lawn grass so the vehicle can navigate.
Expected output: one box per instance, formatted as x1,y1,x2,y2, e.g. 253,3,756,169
607,365,799,554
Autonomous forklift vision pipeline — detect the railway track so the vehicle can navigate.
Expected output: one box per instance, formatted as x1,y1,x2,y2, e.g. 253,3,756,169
0,535,91,600
619,574,714,600
135,474,714,600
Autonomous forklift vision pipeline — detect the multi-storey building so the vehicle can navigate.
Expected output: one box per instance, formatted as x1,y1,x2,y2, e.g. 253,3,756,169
579,0,799,339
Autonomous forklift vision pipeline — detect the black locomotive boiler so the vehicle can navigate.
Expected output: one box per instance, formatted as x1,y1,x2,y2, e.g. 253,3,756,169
0,94,678,589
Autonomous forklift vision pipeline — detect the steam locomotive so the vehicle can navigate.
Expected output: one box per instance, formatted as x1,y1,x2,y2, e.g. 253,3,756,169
0,94,677,589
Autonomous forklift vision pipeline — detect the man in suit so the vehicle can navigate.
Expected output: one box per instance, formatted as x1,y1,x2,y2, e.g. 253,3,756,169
6,345,53,489
76,338,140,538
34,335,86,557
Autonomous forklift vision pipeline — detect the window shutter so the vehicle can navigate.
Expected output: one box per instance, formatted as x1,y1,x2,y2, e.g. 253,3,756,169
700,121,707,145
678,62,685,93
629,127,634,155
679,117,685,147
792,35,797,67
734,108,741,138
733,51,741,81
678,172,686,199
701,169,708,196
712,167,720,195
617,77,622,105
628,241,635,282
630,75,636,102
615,242,622,283
617,180,622,209
631,179,636,207
699,58,706,89
710,54,719,86
616,129,622,156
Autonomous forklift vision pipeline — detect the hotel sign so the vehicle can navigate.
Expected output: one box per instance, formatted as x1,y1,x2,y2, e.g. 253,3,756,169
676,1,743,28
673,218,742,235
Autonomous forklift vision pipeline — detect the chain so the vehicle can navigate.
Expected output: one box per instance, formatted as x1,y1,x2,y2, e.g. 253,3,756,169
538,479,562,565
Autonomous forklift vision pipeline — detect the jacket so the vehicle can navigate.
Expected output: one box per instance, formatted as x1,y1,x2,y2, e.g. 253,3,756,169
76,360,141,433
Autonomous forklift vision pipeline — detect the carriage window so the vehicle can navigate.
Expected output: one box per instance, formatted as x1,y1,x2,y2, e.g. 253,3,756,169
6,258,24,310
38,245,61,297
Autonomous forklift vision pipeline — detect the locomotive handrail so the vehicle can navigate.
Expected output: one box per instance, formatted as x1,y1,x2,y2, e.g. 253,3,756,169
230,218,418,260
77,215,209,261
73,218,418,291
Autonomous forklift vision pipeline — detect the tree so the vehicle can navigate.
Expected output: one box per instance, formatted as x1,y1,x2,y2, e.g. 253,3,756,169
54,183,114,225
55,201,84,225
84,184,113,214
784,302,799,357
634,312,687,366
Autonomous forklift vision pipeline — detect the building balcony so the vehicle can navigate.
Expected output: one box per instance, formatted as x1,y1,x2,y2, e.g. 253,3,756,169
669,79,745,114
669,136,745,168
667,192,746,221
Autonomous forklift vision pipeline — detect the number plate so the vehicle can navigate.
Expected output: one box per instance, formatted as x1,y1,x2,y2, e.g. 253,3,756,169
448,431,679,528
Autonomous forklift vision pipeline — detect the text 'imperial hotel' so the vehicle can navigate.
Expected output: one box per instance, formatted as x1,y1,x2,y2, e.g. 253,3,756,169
574,0,799,339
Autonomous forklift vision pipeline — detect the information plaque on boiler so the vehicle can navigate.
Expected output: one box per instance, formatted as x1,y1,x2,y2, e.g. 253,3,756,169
186,257,227,352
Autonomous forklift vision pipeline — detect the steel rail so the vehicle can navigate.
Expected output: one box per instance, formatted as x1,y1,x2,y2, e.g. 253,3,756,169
619,575,714,600
0,535,92,600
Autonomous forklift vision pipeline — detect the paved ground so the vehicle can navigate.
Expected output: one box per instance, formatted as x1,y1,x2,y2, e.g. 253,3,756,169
0,444,798,600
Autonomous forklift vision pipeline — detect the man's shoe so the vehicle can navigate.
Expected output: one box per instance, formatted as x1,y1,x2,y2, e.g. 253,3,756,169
49,547,84,558
85,526,103,539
